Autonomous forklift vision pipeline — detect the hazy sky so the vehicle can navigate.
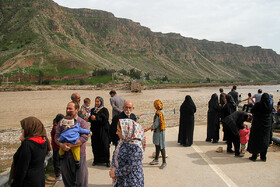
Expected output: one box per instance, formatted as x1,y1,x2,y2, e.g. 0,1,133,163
53,0,280,54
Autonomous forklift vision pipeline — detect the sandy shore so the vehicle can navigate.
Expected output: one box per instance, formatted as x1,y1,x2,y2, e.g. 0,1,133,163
1,84,280,170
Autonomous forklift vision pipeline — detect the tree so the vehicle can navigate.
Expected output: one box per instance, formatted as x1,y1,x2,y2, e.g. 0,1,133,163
161,75,169,82
38,70,44,85
144,72,150,80
129,68,141,79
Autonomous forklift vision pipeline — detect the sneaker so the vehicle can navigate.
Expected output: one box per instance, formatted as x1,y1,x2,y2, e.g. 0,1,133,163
54,175,62,181
149,159,159,165
261,158,267,162
227,149,234,153
205,139,211,142
240,150,245,154
159,163,167,169
212,140,218,143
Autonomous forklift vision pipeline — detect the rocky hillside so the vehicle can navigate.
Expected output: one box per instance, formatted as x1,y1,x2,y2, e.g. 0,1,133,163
0,0,280,82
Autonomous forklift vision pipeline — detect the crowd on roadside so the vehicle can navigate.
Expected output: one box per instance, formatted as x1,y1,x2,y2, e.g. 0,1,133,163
7,86,278,187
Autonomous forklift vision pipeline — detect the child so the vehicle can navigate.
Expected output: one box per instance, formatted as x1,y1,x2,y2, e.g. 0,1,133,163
51,114,64,181
144,99,167,169
78,98,91,121
239,124,250,154
58,115,91,168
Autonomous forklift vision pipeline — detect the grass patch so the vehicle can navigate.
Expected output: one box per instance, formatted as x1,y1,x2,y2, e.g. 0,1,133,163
48,75,112,85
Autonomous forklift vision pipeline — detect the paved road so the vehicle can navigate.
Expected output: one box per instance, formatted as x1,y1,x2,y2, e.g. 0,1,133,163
55,123,280,187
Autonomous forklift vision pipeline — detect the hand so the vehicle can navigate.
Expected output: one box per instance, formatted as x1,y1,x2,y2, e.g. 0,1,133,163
144,126,152,132
109,167,117,179
82,109,86,115
60,143,70,151
91,115,96,120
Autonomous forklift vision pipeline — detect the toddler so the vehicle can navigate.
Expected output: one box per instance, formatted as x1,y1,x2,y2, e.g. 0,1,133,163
78,98,91,120
59,115,91,168
239,124,250,154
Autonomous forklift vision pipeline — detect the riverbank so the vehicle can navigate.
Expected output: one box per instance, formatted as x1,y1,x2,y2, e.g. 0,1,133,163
1,85,280,170
0,81,279,92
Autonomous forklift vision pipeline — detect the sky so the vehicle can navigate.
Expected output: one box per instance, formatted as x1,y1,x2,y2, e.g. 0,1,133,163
53,0,280,54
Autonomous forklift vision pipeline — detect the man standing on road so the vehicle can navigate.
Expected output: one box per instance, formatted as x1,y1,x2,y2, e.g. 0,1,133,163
228,85,238,106
109,90,126,118
253,89,262,103
110,101,138,146
219,88,226,107
55,102,89,187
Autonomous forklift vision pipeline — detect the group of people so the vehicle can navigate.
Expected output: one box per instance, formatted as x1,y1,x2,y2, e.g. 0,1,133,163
206,86,275,161
8,90,167,187
8,87,276,187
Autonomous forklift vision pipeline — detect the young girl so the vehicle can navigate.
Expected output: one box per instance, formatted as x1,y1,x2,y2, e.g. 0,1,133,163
110,119,146,187
239,124,250,154
145,99,167,169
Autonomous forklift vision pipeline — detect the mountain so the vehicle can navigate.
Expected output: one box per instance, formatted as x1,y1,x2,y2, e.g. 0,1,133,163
0,0,280,83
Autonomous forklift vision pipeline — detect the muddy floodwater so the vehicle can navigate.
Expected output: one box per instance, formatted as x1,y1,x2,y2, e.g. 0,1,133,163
1,84,280,170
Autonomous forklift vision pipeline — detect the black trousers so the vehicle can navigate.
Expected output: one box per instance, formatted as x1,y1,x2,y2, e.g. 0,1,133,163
242,103,253,112
53,149,61,177
225,126,240,155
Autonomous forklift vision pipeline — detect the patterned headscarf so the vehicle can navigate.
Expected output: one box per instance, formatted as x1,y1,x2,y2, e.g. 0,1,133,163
153,99,165,131
112,119,146,186
93,96,104,113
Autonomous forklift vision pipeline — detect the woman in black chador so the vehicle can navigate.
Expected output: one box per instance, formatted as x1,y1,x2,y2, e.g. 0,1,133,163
206,93,221,143
248,93,273,162
89,96,111,167
221,94,236,141
178,95,196,147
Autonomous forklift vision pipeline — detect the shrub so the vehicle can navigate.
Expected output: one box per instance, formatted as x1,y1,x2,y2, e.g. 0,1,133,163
92,69,114,76
129,68,141,79
79,79,85,85
42,79,50,85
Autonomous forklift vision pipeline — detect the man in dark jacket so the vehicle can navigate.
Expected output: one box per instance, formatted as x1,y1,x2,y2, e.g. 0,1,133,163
222,111,251,157
110,101,138,146
228,85,238,106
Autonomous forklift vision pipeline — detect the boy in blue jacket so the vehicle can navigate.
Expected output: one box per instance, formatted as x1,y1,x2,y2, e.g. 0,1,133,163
58,116,91,168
